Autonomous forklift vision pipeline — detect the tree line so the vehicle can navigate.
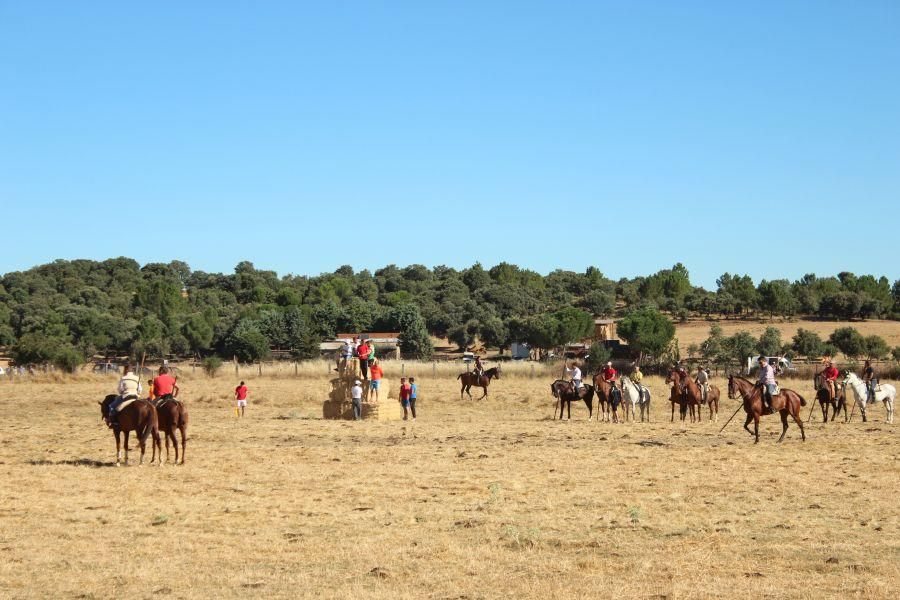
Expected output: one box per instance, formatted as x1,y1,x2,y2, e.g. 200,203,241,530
1,258,898,371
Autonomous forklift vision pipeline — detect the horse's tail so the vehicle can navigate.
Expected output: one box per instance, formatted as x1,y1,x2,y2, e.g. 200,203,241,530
457,373,462,381
798,393,807,407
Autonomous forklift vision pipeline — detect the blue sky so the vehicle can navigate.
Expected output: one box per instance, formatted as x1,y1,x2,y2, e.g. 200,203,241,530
2,1,898,289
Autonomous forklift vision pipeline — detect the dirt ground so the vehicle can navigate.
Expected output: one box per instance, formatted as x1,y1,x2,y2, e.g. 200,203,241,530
0,372,897,599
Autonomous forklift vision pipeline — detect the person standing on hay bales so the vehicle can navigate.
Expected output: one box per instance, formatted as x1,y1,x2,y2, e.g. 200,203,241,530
368,359,384,403
235,380,249,417
351,380,364,420
399,377,413,420
357,339,371,380
337,339,352,374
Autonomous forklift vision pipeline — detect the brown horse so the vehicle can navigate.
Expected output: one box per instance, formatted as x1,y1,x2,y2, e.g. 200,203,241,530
705,384,721,422
813,374,845,422
664,370,688,422
99,394,161,465
458,366,501,400
592,374,622,422
727,376,806,444
550,380,594,420
154,397,189,464
680,375,705,423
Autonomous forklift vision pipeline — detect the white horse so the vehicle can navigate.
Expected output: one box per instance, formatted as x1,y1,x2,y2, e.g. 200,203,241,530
842,372,895,424
620,376,651,422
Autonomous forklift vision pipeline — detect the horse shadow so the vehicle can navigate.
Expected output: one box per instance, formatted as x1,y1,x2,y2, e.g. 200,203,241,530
28,458,117,468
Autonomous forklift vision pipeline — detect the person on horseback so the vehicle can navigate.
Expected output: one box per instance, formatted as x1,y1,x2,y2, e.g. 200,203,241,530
862,360,878,403
631,364,645,399
108,364,142,427
757,356,776,411
564,362,583,396
473,355,484,379
696,365,709,404
152,366,179,402
602,361,618,390
821,360,839,402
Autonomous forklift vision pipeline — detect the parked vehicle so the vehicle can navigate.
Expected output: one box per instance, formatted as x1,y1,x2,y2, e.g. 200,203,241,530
745,355,795,375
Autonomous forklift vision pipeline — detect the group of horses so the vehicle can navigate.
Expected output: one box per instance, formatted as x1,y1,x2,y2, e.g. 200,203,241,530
99,394,188,466
813,371,896,425
550,373,651,423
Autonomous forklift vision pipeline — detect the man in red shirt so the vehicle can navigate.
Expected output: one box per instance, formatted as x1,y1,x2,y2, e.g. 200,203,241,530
357,341,370,379
234,380,248,417
153,366,179,400
821,360,840,401
601,361,619,398
399,377,412,421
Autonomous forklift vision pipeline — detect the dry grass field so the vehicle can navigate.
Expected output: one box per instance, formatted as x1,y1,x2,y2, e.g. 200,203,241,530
1,364,898,599
674,318,900,355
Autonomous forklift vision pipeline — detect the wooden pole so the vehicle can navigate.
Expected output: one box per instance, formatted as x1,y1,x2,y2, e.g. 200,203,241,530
432,362,436,377
294,362,298,376
234,356,238,377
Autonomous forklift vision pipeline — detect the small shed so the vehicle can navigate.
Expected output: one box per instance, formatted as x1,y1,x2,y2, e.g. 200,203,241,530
594,319,618,342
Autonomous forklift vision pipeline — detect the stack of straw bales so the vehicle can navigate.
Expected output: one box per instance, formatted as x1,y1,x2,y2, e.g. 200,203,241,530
322,371,401,421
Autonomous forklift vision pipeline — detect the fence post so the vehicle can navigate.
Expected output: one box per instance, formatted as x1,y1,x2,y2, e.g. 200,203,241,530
294,362,298,376
258,362,262,376
432,361,436,377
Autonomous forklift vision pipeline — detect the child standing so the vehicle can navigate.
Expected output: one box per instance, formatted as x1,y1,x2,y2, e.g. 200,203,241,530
235,380,248,417
368,359,384,403
409,377,418,420
399,377,412,420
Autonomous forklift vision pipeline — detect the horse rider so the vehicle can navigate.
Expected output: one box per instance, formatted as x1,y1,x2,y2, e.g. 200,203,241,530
108,364,142,427
152,365,179,403
602,361,618,394
757,356,777,411
564,361,584,397
695,365,709,404
473,355,484,379
821,360,840,402
631,364,645,400
862,360,878,403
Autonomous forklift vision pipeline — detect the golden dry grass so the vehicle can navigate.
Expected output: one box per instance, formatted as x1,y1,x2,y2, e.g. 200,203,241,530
0,368,898,599
674,318,900,354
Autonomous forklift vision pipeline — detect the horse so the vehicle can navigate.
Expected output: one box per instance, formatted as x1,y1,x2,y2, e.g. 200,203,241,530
593,374,622,423
680,374,705,423
704,384,721,422
664,370,688,422
813,373,843,422
550,380,594,421
727,375,806,444
154,396,189,464
99,394,162,465
620,376,651,422
458,366,501,400
843,372,896,424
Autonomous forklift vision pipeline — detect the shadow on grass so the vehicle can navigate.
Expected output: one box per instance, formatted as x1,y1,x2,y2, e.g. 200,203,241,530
28,458,117,468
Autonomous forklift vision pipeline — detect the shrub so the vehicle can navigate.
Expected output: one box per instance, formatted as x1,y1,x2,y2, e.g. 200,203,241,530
202,356,223,377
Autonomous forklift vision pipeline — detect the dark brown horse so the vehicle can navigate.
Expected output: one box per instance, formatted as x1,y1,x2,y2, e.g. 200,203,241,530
154,397,189,464
458,366,501,400
99,395,161,465
813,374,845,422
727,376,806,444
592,374,621,423
550,380,594,420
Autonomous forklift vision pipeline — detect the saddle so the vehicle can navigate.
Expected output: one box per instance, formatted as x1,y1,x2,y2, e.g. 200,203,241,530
117,395,140,412
154,394,181,408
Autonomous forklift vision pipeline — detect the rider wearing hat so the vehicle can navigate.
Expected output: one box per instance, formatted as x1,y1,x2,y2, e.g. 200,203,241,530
695,365,710,404
757,356,777,411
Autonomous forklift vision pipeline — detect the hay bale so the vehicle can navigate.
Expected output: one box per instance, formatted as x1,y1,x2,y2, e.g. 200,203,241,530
323,376,401,421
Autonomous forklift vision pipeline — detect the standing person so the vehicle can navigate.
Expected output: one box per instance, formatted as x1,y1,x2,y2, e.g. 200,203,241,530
368,339,377,367
399,377,412,420
368,359,384,403
234,380,249,417
409,377,418,420
357,339,370,380
337,339,352,373
108,364,142,427
350,380,364,420
862,360,878,403
757,356,777,411
153,366,179,401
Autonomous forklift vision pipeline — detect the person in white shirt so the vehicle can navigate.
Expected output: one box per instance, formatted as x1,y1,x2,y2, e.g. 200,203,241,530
564,362,583,395
108,365,142,427
350,380,364,420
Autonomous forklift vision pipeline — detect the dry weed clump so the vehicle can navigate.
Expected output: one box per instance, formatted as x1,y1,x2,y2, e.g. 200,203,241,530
0,372,896,599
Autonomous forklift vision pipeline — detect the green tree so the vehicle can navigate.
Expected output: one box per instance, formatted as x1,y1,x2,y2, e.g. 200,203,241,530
757,280,798,318
725,331,757,368
583,342,613,374
700,325,726,365
756,327,783,356
828,327,866,359
791,328,825,358
617,307,676,363
225,319,271,362
862,335,889,360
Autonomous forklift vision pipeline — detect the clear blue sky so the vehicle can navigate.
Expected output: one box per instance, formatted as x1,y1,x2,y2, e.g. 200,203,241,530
2,1,898,289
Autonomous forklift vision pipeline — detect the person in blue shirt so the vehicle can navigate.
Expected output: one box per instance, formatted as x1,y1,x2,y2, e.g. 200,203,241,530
408,377,418,420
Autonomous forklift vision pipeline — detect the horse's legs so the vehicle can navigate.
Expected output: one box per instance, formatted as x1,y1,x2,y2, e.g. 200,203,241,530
790,405,805,441
584,397,592,421
179,425,186,464
742,412,753,436
778,410,789,443
115,430,122,465
169,426,179,464
753,415,760,444
123,430,130,464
